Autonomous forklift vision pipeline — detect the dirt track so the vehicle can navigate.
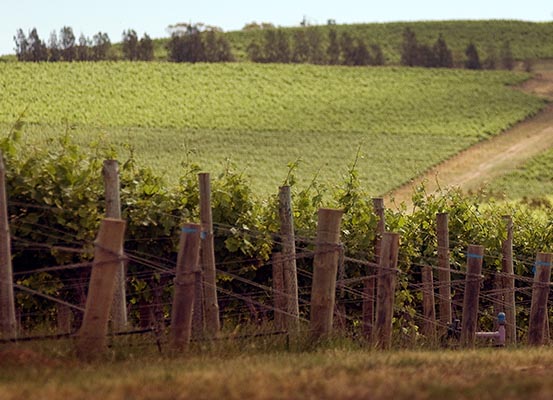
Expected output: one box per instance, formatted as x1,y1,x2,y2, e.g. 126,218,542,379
385,66,553,206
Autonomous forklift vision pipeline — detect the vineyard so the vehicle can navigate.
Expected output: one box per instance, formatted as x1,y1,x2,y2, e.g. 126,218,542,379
1,132,553,338
0,62,543,194
0,56,553,397
0,129,553,400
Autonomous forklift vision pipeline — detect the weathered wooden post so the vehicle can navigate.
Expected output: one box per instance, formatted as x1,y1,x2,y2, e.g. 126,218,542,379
0,152,16,340
460,245,484,347
170,224,202,351
528,252,552,346
76,218,126,360
272,252,286,330
421,265,437,342
57,304,73,335
374,232,400,349
199,173,220,337
103,160,127,332
363,198,385,339
279,186,299,333
310,208,343,339
437,212,451,335
501,215,516,345
192,270,204,338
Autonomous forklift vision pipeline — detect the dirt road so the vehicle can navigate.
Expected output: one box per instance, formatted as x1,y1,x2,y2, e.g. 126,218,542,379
385,67,553,206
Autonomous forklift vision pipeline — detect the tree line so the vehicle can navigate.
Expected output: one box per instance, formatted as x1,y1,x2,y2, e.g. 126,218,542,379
13,24,521,70
165,23,234,62
247,27,385,66
13,27,154,62
400,27,517,70
247,26,518,70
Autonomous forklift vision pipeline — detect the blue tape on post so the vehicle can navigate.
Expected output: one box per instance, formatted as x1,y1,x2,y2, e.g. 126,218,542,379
533,260,551,275
467,253,483,259
535,261,551,267
182,226,198,234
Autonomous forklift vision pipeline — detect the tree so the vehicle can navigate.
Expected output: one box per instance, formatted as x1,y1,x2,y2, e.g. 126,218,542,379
263,29,290,63
242,22,261,31
167,33,186,62
352,38,371,66
370,44,385,66
401,27,419,66
122,29,139,61
48,31,61,62
138,33,154,61
203,30,234,62
76,34,90,61
262,30,278,62
60,26,76,62
306,27,325,64
166,24,206,63
340,32,356,65
433,34,453,68
417,44,435,67
327,29,341,65
275,30,291,63
242,22,274,31
92,32,111,61
465,42,481,70
14,29,30,61
247,40,264,62
27,28,48,62
500,40,514,70
292,29,310,63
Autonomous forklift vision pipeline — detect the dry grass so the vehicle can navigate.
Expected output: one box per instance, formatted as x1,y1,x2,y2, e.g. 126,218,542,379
2,340,553,400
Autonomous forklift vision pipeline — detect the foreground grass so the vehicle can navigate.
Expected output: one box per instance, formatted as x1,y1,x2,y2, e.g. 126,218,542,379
1,341,553,399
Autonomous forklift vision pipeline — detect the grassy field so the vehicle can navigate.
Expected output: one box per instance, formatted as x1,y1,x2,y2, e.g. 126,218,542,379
2,342,553,399
486,147,553,200
0,62,543,195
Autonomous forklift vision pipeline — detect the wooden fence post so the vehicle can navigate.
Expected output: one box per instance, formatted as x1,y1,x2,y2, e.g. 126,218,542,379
57,303,73,335
76,218,126,360
272,252,286,330
103,160,127,332
0,152,16,340
501,215,516,345
310,208,343,339
279,186,299,333
170,223,202,351
421,265,437,343
363,198,385,339
199,173,220,337
374,232,400,349
460,244,484,347
192,270,204,338
528,252,552,346
436,212,451,334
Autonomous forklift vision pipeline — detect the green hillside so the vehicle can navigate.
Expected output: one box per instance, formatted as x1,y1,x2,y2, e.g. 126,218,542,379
151,20,553,63
0,62,543,194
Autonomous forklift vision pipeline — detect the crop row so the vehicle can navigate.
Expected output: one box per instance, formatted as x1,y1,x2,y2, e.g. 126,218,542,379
0,62,543,194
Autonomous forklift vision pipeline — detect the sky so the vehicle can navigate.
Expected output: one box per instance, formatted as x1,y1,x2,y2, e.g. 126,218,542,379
1,0,552,55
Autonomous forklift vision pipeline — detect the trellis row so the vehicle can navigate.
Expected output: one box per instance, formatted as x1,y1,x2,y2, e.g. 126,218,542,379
1,160,552,353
